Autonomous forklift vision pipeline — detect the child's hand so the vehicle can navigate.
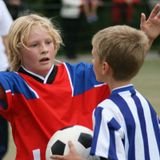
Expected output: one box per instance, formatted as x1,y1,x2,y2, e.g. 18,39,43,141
140,3,160,43
50,141,83,160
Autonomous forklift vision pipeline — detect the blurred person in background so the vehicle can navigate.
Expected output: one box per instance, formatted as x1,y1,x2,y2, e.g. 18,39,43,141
0,0,13,159
4,0,26,20
112,0,140,25
83,0,103,23
60,0,101,59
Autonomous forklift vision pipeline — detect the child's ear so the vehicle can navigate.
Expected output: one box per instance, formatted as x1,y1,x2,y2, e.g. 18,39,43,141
102,62,110,75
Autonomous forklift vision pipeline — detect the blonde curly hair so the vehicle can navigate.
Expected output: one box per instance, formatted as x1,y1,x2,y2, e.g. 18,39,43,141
7,14,63,71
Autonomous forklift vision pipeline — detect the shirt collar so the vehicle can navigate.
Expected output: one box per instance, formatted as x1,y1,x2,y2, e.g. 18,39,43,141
18,65,58,84
111,84,134,94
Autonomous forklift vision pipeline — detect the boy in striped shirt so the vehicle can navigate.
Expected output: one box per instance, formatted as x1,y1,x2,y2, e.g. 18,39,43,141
89,25,160,160
52,4,160,160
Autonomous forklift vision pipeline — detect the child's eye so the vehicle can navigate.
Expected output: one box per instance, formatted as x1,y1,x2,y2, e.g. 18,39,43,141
29,43,38,48
46,40,52,45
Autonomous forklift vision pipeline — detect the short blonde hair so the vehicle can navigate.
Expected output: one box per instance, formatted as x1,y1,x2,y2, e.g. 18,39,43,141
92,25,149,81
7,14,63,71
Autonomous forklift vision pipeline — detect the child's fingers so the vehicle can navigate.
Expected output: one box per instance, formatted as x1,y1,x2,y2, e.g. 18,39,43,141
50,155,64,160
50,141,79,160
68,141,74,149
140,13,146,30
68,141,77,153
140,13,146,24
149,4,160,19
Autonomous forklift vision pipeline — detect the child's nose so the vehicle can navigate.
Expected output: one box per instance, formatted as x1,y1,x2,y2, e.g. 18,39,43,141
41,44,48,53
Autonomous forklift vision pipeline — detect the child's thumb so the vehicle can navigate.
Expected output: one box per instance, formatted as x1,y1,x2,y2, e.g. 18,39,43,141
68,141,77,153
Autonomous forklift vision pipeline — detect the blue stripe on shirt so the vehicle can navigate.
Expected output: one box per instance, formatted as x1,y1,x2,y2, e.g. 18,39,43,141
110,94,136,160
91,107,103,154
147,101,160,153
108,118,121,160
130,89,150,160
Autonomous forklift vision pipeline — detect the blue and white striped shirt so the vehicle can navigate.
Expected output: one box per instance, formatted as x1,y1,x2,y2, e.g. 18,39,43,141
91,84,160,160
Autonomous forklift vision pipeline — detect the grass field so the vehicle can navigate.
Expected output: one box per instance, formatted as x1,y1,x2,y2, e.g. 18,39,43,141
3,53,160,160
133,56,160,114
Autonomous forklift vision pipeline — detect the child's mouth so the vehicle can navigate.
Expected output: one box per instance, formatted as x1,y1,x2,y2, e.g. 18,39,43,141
40,57,49,62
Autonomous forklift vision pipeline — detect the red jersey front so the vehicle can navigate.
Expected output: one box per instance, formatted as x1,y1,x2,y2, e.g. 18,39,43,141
0,62,110,160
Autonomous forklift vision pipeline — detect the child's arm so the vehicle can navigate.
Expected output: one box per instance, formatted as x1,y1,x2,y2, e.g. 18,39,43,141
140,3,160,45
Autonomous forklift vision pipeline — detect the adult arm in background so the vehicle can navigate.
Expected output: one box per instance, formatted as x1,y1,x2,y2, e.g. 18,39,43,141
140,3,160,45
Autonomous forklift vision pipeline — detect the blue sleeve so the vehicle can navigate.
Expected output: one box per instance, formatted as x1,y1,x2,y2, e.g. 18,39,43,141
91,106,124,160
0,72,37,99
65,62,103,96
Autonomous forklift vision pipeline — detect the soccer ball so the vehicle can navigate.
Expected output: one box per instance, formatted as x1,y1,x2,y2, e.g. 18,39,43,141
45,125,98,160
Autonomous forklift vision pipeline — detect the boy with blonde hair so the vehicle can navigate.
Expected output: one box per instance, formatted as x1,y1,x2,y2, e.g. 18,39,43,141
0,13,109,160
51,11,160,160
90,25,160,159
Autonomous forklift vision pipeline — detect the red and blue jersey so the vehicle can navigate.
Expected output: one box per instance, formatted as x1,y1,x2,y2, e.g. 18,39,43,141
0,62,110,160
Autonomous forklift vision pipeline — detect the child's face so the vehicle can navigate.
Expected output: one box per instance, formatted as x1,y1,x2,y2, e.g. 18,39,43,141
20,25,56,77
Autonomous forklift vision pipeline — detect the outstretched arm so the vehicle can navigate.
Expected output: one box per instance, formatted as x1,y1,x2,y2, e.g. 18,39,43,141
140,3,160,45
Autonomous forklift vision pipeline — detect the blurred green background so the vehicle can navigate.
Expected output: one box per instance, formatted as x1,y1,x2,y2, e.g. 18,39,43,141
19,0,160,54
133,57,160,114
